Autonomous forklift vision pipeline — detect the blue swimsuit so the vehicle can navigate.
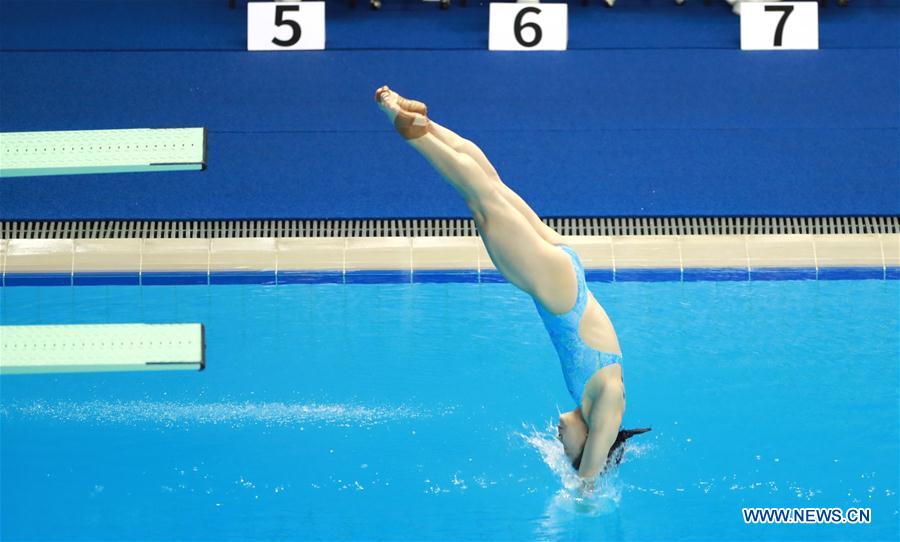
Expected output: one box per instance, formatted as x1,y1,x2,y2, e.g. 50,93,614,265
533,245,622,406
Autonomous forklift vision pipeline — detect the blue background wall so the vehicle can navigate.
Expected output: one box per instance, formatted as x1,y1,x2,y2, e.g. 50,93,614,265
0,0,897,220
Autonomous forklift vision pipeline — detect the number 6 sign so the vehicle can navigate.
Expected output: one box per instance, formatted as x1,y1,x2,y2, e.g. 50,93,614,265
741,2,818,51
489,3,568,51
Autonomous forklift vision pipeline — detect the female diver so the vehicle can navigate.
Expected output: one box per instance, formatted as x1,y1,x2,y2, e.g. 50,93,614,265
376,86,649,479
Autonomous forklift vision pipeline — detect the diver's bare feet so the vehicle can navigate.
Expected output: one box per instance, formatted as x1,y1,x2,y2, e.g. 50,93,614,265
374,85,399,120
375,85,428,116
375,85,428,140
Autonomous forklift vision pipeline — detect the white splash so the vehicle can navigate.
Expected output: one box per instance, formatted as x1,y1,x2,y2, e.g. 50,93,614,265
1,400,429,428
518,422,622,518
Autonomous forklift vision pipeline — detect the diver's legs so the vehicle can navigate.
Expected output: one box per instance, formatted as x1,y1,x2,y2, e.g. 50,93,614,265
426,121,566,247
426,121,500,180
407,133,576,311
376,88,575,310
379,86,565,246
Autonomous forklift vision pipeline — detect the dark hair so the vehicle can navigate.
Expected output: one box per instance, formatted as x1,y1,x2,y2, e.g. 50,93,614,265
572,427,651,471
572,451,584,470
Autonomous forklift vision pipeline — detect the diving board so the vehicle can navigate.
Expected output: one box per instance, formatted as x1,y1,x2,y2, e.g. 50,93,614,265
0,128,206,178
0,324,205,374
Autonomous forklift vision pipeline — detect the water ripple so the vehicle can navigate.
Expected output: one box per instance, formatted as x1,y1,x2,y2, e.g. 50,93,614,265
1,400,434,428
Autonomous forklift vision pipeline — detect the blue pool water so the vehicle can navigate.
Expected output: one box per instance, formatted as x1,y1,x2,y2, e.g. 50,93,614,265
1,280,898,541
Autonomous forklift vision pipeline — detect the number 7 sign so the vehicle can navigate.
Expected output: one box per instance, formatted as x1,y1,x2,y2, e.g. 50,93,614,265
741,2,818,50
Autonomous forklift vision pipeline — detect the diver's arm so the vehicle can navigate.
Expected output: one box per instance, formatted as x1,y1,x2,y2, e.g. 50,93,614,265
577,380,625,478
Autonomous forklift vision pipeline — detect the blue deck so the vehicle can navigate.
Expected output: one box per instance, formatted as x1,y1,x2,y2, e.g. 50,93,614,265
0,1,898,219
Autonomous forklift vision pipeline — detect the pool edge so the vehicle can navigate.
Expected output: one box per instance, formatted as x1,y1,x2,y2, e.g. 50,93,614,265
1,233,897,285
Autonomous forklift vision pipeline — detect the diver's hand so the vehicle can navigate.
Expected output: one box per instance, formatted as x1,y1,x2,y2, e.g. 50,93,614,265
578,476,596,495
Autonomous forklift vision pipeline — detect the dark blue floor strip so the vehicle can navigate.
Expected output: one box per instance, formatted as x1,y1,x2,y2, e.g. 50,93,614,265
141,272,209,286
344,270,411,284
683,268,748,281
584,269,614,283
749,267,818,281
277,271,344,284
817,267,886,280
209,271,277,285
478,270,508,283
72,272,141,286
3,273,73,287
616,268,682,282
413,269,480,284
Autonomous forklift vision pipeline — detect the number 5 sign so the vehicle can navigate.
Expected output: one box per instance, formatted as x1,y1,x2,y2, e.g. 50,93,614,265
248,1,326,51
489,3,568,51
741,2,818,50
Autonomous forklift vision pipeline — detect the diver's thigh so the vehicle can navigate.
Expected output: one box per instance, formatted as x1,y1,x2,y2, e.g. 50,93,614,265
475,195,576,309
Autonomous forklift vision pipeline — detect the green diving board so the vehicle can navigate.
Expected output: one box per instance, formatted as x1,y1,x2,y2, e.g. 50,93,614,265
0,128,206,178
0,324,205,375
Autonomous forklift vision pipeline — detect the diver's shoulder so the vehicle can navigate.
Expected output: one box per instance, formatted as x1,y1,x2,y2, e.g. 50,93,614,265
582,365,625,405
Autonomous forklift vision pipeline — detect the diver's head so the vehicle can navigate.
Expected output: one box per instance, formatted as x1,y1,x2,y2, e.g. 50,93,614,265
558,410,653,472
557,408,588,468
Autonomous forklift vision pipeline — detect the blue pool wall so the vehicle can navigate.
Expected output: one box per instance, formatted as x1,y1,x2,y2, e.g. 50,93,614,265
0,0,898,220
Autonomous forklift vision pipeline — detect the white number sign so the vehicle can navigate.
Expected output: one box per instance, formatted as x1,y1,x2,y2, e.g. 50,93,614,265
489,3,567,51
741,2,818,51
248,1,326,51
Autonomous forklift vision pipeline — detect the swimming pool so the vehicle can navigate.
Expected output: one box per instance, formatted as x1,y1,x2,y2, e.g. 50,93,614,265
1,279,897,540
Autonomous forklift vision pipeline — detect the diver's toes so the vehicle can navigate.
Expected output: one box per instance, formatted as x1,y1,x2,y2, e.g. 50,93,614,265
374,86,390,103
